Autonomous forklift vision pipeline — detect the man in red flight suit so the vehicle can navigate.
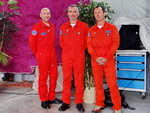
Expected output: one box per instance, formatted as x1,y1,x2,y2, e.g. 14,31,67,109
87,7,122,113
59,4,89,112
29,8,62,109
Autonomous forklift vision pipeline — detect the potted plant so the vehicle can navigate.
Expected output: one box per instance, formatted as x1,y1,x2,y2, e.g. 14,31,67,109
77,0,115,103
0,0,20,66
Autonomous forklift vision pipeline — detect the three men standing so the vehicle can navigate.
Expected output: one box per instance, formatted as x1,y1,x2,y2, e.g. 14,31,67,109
29,5,121,113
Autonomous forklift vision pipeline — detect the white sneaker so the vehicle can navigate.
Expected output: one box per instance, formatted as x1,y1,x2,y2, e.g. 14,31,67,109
114,109,121,113
92,106,103,113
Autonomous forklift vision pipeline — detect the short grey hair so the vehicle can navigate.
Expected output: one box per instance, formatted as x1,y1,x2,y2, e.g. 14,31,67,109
67,4,79,12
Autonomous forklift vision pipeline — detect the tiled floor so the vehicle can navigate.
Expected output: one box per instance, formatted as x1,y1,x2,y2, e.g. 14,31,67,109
0,82,150,113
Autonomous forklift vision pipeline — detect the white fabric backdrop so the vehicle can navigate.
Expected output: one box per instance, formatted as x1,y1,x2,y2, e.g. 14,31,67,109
93,0,150,53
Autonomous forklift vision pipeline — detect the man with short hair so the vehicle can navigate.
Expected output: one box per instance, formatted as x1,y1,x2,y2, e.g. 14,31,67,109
29,7,62,109
59,4,89,112
87,6,122,113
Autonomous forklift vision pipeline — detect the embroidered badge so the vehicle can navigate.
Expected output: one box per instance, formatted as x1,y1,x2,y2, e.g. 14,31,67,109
106,30,111,33
66,29,69,32
41,32,46,35
88,33,90,37
62,33,68,36
59,30,62,35
106,33,110,36
77,32,81,35
106,30,111,36
32,30,37,36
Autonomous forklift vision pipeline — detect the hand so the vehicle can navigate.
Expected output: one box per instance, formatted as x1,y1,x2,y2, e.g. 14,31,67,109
96,57,107,65
100,57,107,65
96,57,103,64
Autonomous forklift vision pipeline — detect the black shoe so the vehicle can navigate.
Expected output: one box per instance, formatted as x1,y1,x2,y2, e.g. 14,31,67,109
59,103,70,111
48,98,62,104
41,101,50,109
76,103,85,112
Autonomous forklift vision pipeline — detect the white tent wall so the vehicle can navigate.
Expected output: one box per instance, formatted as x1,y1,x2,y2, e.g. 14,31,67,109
92,0,150,93
93,0,150,52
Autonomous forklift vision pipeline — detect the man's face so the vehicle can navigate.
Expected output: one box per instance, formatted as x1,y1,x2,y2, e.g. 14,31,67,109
94,7,106,22
67,7,79,21
40,8,51,22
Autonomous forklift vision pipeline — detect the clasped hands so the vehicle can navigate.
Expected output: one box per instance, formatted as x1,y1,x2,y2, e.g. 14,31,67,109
96,57,107,65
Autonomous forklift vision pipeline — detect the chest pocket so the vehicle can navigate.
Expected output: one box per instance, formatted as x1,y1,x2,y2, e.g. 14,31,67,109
91,32,101,47
104,30,113,45
61,29,73,46
76,30,84,47
38,32,47,40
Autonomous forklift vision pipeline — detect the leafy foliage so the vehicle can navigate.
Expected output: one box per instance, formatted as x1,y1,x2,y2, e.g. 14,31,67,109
0,0,20,65
77,0,115,88
0,51,11,66
78,0,115,27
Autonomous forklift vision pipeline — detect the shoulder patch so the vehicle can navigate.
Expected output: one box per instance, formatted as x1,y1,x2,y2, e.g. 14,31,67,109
88,32,90,37
32,30,37,36
59,30,62,35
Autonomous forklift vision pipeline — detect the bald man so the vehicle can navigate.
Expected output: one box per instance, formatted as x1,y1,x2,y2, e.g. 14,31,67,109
29,8,62,109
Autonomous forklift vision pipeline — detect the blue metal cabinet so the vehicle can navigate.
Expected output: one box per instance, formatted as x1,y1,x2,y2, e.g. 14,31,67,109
116,50,147,99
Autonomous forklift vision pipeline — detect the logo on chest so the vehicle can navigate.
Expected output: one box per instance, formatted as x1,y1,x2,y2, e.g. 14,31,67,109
106,30,111,37
91,32,97,38
41,32,47,35
77,32,81,35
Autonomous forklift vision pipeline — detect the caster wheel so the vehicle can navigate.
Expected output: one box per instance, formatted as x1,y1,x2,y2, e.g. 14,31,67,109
141,92,146,99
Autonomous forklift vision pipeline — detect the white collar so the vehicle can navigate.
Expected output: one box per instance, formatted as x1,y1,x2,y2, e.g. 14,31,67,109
97,25,103,29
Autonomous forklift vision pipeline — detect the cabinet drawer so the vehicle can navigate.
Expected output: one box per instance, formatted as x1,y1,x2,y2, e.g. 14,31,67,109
117,79,144,89
117,56,144,62
117,70,144,79
117,63,144,69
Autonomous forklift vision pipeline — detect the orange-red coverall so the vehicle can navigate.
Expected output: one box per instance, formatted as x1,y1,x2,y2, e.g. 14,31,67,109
29,20,58,102
59,20,89,104
87,21,121,110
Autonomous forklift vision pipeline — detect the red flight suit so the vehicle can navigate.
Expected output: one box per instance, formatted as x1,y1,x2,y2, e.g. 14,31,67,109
29,20,58,102
59,20,89,104
87,21,121,110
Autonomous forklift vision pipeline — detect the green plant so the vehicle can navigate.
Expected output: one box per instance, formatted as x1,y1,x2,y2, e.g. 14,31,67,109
0,0,20,65
77,0,115,88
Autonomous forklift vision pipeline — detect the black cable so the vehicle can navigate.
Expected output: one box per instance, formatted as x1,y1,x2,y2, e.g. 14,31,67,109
117,65,147,110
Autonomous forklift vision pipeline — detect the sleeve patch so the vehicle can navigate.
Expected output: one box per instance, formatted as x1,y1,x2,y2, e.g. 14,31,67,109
32,30,37,36
88,32,90,37
59,30,62,35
